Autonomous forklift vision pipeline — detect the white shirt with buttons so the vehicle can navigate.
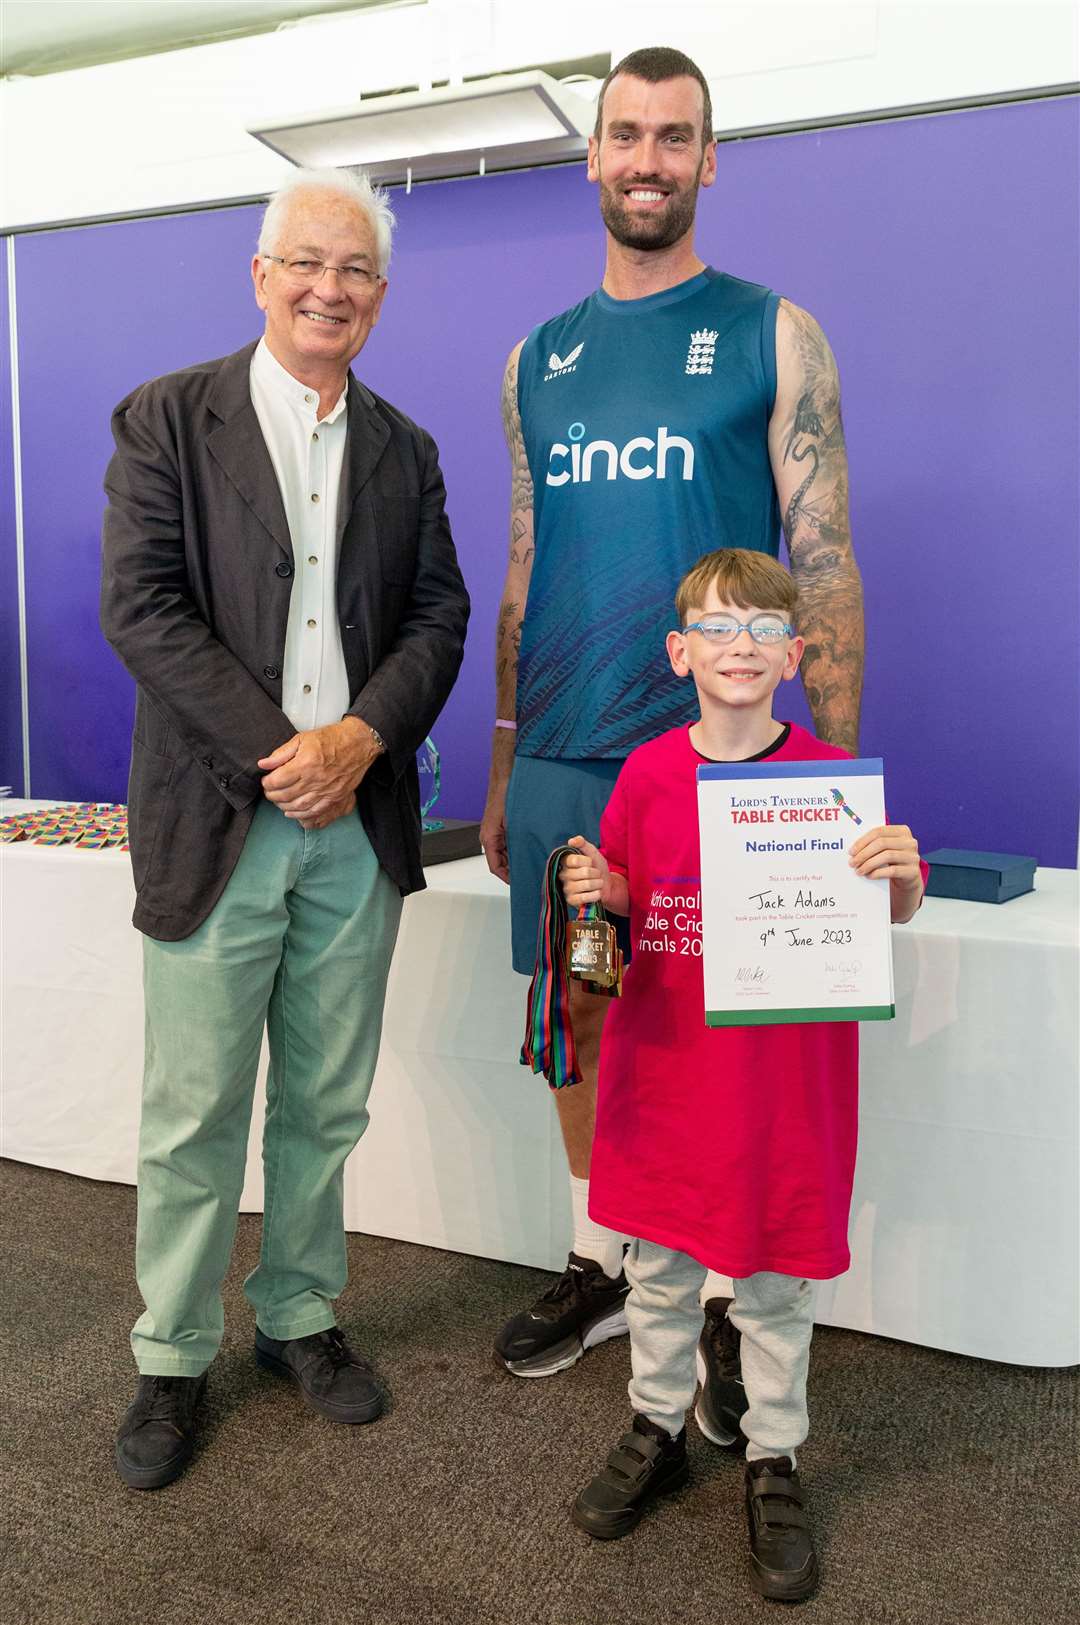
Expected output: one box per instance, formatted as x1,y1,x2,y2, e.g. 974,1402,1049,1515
249,337,351,732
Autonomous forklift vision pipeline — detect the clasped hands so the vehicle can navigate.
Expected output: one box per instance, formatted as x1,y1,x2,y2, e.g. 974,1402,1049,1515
258,717,382,830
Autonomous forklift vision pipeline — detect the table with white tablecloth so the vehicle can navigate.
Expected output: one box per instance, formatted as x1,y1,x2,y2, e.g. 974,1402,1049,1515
2,810,1076,1367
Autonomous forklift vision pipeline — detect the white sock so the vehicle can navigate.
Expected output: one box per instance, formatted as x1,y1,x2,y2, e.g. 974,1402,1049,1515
701,1269,735,1305
569,1174,625,1278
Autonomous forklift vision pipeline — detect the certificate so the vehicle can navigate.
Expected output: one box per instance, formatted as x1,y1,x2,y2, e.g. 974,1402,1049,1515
697,758,894,1026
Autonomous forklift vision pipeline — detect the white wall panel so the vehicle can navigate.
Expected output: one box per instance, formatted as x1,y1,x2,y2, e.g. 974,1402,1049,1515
0,0,1075,229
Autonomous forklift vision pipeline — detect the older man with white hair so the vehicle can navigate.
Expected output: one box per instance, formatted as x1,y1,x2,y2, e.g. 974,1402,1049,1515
102,169,469,1489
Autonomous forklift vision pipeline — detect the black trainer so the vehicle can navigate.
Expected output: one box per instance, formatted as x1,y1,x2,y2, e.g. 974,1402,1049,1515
695,1295,748,1450
745,1456,819,1601
493,1252,629,1377
572,1414,689,1540
115,1372,207,1490
255,1326,384,1423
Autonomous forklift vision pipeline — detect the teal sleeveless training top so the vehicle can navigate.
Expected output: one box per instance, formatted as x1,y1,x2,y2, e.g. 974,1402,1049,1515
516,268,781,759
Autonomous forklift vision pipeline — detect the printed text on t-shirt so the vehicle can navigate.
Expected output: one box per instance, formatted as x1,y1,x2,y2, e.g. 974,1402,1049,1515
640,882,703,956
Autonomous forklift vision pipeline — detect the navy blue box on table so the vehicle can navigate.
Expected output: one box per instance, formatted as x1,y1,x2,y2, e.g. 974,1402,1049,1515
923,849,1037,904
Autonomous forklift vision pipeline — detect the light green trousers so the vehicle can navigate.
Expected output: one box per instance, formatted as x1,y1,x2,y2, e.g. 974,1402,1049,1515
131,800,402,1375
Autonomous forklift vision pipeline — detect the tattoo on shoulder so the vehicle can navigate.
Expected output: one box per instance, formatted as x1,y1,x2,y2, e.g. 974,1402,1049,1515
501,350,534,517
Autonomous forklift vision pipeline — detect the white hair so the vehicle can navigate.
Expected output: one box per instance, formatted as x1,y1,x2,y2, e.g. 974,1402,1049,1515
257,167,396,274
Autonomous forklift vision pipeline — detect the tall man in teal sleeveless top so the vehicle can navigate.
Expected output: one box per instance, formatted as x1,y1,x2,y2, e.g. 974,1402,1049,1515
480,47,864,1379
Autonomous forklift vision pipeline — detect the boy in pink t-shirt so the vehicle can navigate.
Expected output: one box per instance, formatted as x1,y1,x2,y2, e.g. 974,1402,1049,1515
559,549,925,1603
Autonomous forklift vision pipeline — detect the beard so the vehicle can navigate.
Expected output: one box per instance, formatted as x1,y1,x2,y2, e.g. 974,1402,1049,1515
598,170,702,252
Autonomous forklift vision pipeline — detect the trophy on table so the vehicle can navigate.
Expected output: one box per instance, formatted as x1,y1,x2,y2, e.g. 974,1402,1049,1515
418,736,443,831
416,735,481,864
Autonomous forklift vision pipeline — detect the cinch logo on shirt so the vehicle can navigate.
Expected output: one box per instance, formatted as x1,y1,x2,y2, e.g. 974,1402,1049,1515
543,342,584,382
545,424,696,485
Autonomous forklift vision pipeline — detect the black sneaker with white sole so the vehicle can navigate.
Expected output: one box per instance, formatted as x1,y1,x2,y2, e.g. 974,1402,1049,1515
493,1252,629,1377
695,1295,748,1451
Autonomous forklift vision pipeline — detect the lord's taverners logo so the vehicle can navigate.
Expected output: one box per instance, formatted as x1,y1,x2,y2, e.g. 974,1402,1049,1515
544,342,584,382
685,328,718,375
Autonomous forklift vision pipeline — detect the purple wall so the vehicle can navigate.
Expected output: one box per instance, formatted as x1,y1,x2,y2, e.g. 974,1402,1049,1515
0,248,23,794
14,206,280,806
706,98,1080,869
9,96,1079,863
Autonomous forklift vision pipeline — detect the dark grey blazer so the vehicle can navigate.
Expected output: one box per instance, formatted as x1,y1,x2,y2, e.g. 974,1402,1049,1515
101,341,469,941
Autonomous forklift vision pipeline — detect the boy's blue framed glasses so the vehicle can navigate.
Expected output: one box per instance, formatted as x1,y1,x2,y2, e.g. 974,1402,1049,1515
681,614,794,645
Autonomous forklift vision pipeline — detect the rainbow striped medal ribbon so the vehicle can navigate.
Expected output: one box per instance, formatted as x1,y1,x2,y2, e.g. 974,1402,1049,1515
520,845,623,1091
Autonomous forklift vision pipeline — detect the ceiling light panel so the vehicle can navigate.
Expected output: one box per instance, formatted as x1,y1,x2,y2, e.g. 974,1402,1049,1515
249,71,594,182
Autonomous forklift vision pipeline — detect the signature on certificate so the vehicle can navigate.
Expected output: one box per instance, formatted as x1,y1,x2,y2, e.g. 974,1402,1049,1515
735,965,770,984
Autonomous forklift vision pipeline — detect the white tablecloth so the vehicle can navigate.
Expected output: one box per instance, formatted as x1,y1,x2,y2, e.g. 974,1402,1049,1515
2,807,1077,1367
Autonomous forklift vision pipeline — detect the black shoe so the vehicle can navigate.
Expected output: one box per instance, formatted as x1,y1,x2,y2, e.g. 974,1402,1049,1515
695,1296,748,1451
745,1457,819,1601
493,1252,629,1377
255,1326,384,1423
115,1372,207,1490
572,1414,689,1540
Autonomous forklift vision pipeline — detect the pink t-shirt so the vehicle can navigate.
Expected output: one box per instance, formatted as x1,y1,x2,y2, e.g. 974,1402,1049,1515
589,721,860,1281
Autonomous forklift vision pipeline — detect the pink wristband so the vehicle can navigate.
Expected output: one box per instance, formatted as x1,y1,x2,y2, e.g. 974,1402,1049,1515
495,718,517,730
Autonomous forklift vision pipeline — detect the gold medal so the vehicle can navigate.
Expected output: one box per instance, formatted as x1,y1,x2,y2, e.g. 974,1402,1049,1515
566,916,623,995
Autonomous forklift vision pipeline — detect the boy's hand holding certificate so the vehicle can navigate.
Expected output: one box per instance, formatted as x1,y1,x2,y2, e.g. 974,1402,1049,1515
698,759,904,1026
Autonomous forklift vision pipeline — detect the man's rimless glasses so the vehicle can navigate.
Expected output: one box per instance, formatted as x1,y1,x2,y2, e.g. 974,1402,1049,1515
261,255,383,290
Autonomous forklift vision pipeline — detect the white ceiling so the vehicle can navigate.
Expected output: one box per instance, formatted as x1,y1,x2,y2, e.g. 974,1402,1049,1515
1,0,409,77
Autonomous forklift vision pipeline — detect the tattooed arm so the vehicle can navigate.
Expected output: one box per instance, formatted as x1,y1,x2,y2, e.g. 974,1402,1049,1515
769,299,864,753
479,339,535,882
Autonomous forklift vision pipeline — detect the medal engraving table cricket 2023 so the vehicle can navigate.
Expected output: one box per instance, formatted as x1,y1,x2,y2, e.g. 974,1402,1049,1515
697,759,893,1026
566,914,621,991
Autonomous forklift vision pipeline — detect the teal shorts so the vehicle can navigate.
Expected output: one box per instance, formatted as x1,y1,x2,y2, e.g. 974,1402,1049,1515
505,754,633,977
